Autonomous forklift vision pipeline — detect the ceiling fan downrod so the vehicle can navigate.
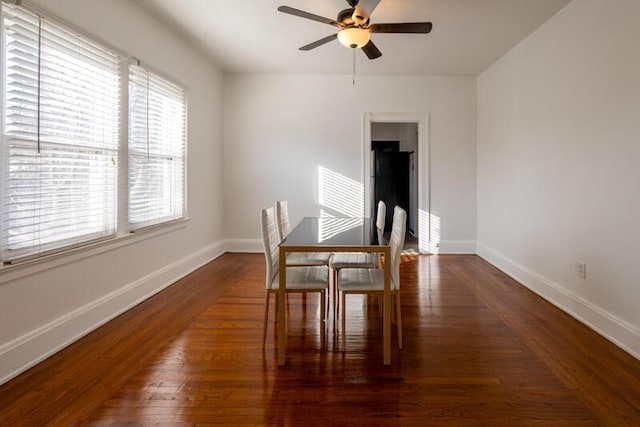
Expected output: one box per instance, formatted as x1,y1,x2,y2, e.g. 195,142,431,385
352,49,356,86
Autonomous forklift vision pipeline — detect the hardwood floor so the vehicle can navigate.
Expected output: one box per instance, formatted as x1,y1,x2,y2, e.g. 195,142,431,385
0,253,638,425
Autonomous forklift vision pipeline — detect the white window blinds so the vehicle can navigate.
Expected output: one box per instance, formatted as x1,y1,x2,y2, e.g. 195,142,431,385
128,64,185,230
1,5,120,262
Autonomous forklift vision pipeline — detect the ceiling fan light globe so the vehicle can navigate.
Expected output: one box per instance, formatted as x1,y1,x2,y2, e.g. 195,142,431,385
337,28,370,49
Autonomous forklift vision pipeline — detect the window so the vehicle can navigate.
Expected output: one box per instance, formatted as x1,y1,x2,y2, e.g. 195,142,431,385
128,64,186,230
0,2,187,264
1,5,120,262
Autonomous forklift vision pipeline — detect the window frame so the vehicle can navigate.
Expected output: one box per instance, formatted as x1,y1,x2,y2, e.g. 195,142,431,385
127,61,188,232
0,0,189,267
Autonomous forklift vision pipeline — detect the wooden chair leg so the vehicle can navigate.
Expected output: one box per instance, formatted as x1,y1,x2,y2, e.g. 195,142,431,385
327,271,332,318
320,290,326,349
341,292,347,351
333,269,339,324
391,292,397,325
275,292,279,322
286,292,290,319
262,292,271,348
340,292,347,351
395,292,402,349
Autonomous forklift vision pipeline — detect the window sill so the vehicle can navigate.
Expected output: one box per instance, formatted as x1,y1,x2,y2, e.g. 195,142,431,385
0,218,189,285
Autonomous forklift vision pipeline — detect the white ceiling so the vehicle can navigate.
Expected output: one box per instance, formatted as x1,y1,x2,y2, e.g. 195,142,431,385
134,0,571,76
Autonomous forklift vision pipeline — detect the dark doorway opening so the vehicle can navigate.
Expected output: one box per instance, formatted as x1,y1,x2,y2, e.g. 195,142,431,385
372,141,411,234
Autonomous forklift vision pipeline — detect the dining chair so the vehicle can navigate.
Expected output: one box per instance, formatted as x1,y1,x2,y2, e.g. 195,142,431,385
329,200,386,319
275,199,331,266
375,199,387,246
260,206,329,349
337,205,406,351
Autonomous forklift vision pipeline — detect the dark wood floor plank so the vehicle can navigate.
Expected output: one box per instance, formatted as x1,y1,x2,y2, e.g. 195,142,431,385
0,253,638,425
449,255,640,426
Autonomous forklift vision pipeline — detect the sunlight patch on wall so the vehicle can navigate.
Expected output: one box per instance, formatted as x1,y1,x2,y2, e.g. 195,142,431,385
430,213,441,253
419,209,441,254
318,166,364,217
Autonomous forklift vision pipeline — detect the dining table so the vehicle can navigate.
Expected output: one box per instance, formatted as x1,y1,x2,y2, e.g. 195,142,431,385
277,216,392,366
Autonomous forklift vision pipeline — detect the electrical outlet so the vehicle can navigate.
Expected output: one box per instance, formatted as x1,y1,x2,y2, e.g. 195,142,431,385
576,262,586,280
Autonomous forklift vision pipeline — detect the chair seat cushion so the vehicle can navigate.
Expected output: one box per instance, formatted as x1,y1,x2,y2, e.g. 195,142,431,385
286,251,331,266
337,268,397,292
270,266,329,290
329,252,377,269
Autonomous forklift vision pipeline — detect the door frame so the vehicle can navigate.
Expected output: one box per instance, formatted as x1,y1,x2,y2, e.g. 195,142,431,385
362,112,431,254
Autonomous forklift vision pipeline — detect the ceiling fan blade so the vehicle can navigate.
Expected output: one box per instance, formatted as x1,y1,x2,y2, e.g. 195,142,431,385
299,34,338,51
277,6,342,27
352,0,381,26
368,22,433,34
361,40,382,59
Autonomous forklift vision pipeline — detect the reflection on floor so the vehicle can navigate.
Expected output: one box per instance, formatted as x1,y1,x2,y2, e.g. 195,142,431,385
2,253,638,425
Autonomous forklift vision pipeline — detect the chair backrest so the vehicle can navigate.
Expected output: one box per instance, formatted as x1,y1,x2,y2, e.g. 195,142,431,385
388,206,407,290
260,206,280,288
376,200,386,245
275,199,291,242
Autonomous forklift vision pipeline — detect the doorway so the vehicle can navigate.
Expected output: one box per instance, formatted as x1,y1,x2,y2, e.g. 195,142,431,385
362,113,430,254
372,140,412,230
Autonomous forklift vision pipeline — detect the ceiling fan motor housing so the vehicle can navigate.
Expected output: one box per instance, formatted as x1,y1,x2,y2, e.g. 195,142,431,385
337,8,355,25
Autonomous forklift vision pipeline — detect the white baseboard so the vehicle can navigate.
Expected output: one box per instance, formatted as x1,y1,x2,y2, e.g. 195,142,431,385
0,240,226,386
477,243,640,360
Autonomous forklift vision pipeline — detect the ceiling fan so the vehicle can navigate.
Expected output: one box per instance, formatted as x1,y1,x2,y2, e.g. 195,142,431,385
277,0,433,60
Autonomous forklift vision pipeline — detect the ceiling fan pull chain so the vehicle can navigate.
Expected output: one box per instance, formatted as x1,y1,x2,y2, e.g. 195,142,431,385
352,48,356,86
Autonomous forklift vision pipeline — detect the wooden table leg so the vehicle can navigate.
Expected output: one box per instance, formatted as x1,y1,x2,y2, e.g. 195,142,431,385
277,247,287,366
383,246,391,365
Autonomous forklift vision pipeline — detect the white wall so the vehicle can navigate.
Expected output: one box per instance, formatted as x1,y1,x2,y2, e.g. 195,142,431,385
223,74,477,253
0,0,225,384
477,0,640,357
